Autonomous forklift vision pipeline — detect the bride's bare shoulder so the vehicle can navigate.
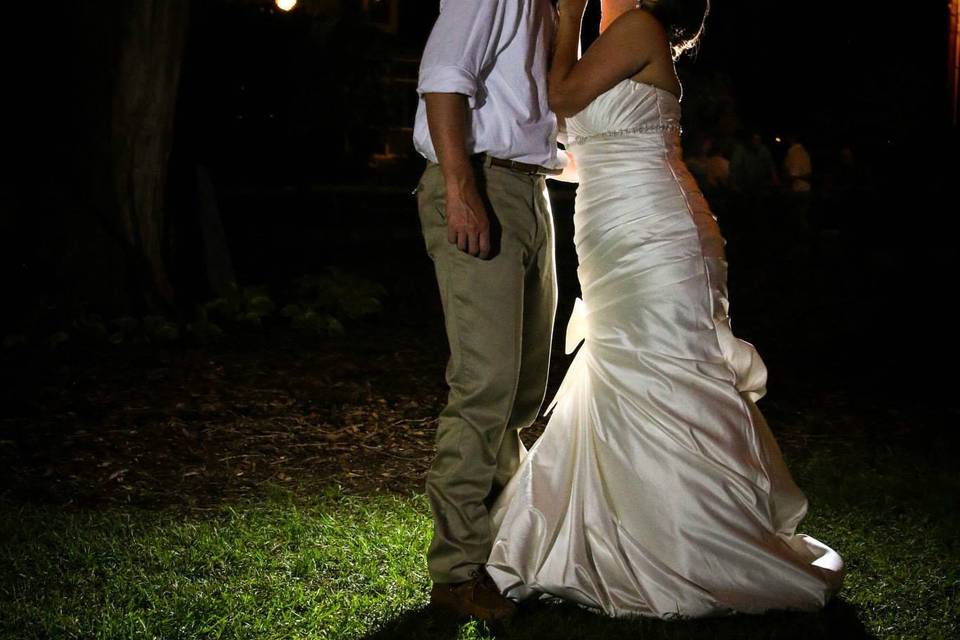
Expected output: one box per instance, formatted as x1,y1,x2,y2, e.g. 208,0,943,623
603,8,669,47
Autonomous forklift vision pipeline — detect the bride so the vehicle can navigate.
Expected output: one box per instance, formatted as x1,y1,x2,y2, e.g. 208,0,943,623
486,0,843,618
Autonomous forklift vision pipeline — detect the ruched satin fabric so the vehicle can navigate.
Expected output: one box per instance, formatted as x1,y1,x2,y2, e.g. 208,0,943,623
486,80,843,618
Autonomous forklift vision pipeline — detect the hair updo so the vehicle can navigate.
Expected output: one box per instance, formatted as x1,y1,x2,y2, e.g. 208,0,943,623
639,0,710,59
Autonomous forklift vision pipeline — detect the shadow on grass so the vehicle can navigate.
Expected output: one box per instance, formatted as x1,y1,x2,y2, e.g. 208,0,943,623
363,605,466,640
364,598,874,640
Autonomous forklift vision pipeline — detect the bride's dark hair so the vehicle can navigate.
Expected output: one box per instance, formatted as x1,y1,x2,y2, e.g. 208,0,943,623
639,0,710,59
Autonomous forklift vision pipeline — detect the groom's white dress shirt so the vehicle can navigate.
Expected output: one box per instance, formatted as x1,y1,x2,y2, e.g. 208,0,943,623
413,0,561,169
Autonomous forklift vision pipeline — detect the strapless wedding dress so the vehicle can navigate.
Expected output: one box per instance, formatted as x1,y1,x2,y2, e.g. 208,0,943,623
486,79,843,618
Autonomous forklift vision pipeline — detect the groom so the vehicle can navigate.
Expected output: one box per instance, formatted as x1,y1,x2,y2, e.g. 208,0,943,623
413,0,561,623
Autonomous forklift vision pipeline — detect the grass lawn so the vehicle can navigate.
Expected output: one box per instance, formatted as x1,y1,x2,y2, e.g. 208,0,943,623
2,436,958,640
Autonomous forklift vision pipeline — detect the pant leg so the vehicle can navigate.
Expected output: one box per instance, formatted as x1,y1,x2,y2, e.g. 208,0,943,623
416,161,544,584
491,176,557,490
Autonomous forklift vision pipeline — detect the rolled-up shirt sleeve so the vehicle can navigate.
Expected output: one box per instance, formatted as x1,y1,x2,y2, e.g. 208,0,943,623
417,0,512,107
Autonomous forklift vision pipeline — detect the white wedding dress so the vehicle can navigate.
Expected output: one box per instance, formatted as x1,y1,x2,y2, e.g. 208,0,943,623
486,79,843,618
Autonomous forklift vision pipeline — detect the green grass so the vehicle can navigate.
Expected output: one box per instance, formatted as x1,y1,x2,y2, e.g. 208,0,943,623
0,488,431,640
2,444,958,640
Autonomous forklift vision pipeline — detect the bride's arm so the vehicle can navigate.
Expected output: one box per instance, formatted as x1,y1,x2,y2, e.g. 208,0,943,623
550,2,664,117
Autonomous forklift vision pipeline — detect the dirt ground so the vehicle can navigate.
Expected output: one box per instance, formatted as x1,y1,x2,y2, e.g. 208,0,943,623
2,190,956,512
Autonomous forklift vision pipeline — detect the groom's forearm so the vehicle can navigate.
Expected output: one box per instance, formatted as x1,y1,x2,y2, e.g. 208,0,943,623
424,93,475,192
424,92,491,258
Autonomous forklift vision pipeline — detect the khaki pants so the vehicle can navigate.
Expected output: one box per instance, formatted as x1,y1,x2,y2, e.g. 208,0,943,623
416,158,557,584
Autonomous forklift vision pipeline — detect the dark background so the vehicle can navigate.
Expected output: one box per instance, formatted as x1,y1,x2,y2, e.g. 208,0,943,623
0,6,957,636
2,0,958,406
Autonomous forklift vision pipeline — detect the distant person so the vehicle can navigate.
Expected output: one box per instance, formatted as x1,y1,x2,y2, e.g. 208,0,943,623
839,144,856,177
832,143,867,193
729,132,778,236
784,134,813,193
823,143,869,233
702,140,732,223
730,132,778,195
706,140,731,191
780,134,814,259
686,136,712,188
686,136,729,195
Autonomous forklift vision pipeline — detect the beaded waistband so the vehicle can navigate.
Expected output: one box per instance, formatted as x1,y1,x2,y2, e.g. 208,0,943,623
566,124,681,147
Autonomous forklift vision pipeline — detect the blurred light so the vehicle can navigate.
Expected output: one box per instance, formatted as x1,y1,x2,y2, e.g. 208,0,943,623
276,0,297,11
775,137,782,144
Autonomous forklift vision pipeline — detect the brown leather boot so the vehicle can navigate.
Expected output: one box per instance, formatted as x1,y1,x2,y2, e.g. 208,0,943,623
430,569,517,622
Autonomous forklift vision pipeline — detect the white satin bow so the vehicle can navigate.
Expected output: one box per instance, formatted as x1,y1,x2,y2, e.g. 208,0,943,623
564,297,588,354
545,297,588,416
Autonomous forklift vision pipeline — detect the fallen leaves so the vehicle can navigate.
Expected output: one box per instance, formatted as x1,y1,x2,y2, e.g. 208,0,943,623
0,323,458,508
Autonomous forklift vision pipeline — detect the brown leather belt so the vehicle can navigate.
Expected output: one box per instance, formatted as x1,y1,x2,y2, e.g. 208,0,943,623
480,154,563,176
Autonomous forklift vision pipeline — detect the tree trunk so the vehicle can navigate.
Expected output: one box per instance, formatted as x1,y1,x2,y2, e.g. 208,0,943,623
112,0,190,309
950,0,959,126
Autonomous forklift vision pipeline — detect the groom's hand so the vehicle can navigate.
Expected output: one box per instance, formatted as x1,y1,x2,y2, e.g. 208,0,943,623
445,175,491,259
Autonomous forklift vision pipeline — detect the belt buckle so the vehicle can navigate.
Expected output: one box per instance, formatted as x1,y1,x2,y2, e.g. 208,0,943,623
512,160,537,176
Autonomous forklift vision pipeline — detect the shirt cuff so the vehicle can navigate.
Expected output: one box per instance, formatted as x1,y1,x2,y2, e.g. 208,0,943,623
417,65,481,108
